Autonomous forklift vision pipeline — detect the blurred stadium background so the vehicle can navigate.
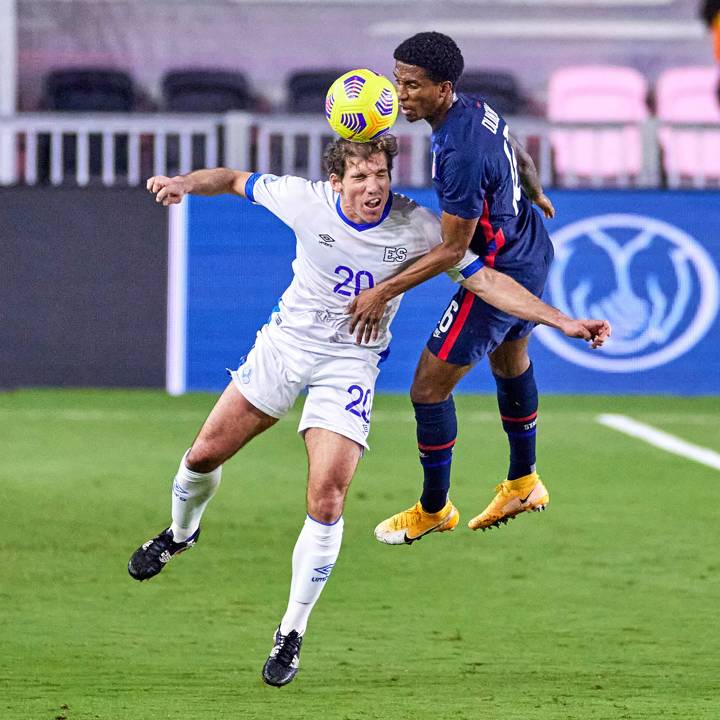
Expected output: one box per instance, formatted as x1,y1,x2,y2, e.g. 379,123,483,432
2,1,719,719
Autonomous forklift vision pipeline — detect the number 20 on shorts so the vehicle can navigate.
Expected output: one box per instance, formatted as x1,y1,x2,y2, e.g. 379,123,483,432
345,385,372,423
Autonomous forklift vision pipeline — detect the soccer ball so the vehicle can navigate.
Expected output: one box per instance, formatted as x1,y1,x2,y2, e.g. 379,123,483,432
325,69,398,142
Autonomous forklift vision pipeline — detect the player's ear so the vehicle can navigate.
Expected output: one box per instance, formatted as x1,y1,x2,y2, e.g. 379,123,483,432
329,173,344,193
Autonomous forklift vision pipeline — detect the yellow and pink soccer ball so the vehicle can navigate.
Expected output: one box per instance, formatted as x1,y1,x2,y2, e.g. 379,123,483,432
325,69,399,142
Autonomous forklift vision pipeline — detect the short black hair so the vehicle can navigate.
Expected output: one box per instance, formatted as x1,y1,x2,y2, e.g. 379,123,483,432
393,32,464,86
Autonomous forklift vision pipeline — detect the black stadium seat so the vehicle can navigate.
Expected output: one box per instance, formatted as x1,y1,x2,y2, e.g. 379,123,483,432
456,70,527,116
38,68,136,182
41,68,136,111
162,69,255,112
287,69,346,113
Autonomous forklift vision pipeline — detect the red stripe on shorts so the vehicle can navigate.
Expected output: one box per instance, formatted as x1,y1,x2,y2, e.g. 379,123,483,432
437,291,476,361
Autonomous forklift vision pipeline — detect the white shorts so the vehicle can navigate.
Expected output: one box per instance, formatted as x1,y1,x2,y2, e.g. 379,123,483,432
229,324,380,449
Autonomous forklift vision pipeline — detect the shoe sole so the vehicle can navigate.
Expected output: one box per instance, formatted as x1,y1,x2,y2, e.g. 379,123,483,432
468,488,549,531
262,670,299,688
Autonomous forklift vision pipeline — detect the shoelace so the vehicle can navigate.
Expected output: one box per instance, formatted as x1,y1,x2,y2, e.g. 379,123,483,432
275,632,301,667
145,532,183,560
392,504,423,529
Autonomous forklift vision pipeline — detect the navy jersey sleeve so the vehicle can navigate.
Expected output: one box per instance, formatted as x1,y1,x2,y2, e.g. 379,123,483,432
437,148,487,220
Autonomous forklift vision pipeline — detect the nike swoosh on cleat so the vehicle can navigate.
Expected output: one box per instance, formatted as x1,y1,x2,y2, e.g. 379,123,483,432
400,509,458,545
519,492,533,503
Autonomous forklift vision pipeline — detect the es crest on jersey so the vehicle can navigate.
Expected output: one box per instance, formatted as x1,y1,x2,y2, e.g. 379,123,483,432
383,247,407,263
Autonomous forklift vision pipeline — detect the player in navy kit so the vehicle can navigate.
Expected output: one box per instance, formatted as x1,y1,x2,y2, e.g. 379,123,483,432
350,32,611,543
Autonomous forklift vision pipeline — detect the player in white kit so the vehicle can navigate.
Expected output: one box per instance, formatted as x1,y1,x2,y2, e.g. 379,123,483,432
128,135,608,687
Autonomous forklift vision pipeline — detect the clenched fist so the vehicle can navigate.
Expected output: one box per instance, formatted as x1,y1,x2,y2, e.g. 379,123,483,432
146,175,189,206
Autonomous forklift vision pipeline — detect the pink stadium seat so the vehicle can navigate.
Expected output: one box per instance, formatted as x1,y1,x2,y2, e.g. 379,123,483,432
547,65,649,182
656,66,720,185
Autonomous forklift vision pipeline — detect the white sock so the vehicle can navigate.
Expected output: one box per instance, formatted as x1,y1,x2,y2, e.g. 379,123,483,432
170,451,222,542
279,515,344,636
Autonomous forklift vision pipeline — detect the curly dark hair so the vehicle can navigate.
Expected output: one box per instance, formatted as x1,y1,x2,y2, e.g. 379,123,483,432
393,32,464,86
323,134,399,179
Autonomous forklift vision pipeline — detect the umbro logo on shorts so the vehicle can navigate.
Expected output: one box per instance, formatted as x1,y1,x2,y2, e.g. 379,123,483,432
318,234,335,247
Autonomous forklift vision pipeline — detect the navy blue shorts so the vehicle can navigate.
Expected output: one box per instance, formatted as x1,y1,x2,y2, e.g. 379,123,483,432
427,242,554,366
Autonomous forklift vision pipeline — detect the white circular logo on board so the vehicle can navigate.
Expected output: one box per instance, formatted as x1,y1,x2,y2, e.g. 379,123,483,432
536,214,719,372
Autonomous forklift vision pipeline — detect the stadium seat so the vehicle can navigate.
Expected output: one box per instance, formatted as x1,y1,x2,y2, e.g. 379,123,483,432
287,69,346,113
41,68,136,111
39,68,136,181
456,70,527,116
655,66,720,185
547,65,649,183
162,69,256,112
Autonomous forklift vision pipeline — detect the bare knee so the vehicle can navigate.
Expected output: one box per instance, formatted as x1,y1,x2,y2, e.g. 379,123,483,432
410,380,449,405
489,355,530,379
186,441,223,473
307,482,346,524
410,348,469,404
489,339,531,379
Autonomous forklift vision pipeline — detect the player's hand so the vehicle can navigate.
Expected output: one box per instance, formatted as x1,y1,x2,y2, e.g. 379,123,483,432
146,175,188,206
534,193,555,219
558,319,612,349
347,286,388,345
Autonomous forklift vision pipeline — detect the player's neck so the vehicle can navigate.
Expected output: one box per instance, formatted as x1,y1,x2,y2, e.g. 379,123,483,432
427,95,455,131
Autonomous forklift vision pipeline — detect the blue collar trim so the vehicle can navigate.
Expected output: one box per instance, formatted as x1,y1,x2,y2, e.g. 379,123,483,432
335,193,393,231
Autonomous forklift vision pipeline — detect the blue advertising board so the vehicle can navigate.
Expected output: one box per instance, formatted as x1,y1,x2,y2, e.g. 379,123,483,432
182,189,720,395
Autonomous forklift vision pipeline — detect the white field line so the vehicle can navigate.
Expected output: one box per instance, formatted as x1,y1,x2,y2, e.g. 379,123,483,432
597,414,720,471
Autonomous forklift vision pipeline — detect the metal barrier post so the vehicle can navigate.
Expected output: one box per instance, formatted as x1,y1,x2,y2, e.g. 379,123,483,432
640,117,661,188
225,112,253,170
0,0,18,185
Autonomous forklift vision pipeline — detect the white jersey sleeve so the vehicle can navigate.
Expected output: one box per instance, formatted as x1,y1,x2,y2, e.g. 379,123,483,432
245,173,320,228
410,204,483,282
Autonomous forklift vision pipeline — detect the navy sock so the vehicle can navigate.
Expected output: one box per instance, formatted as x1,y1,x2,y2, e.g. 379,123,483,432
494,363,538,481
414,397,457,513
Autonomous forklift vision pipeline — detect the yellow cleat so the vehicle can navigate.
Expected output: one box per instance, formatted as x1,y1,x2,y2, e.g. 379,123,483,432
468,472,549,531
374,500,459,545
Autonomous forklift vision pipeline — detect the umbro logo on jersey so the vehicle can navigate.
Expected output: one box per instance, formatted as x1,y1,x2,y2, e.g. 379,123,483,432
318,234,335,247
383,247,407,263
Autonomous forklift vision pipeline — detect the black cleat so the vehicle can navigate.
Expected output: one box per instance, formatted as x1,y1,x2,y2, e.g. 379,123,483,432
261,627,303,687
128,527,200,581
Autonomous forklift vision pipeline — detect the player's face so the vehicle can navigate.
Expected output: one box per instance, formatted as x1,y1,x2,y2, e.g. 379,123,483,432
331,152,391,225
394,61,453,125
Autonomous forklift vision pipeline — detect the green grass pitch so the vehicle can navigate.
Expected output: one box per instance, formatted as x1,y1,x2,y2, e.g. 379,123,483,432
2,390,719,720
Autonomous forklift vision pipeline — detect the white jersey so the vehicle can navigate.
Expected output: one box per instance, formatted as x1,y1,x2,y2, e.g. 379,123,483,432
246,173,476,359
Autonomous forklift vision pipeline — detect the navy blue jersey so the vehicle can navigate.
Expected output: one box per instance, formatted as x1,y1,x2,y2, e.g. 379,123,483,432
431,94,550,270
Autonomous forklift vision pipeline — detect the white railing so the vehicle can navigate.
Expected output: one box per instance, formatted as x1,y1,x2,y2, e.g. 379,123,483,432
0,113,223,186
223,113,556,188
1,112,719,189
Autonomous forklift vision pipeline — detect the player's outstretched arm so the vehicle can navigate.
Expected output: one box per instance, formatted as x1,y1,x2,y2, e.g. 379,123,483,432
348,212,477,344
462,266,611,348
146,169,253,206
508,134,555,219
